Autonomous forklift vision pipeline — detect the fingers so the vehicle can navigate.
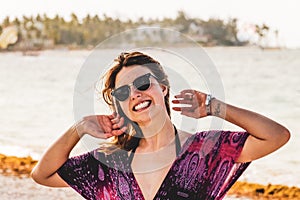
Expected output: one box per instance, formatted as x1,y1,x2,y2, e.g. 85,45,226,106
173,90,207,106
174,90,197,103
174,91,195,100
172,91,198,110
96,115,112,133
172,94,195,115
82,114,126,138
110,114,127,136
172,89,207,119
172,106,196,113
111,126,127,136
110,114,121,124
107,113,116,120
172,107,182,112
174,90,206,99
172,99,193,105
112,116,125,130
175,89,195,96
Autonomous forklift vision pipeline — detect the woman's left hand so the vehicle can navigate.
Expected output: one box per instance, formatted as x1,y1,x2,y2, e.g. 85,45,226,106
172,89,208,119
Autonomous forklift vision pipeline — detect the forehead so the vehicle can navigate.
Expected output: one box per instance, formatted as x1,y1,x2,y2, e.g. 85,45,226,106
115,65,152,87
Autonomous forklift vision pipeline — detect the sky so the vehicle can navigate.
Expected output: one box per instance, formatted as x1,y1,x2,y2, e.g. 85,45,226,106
0,0,299,48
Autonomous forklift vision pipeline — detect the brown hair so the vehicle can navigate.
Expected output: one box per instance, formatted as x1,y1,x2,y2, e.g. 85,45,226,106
102,51,170,151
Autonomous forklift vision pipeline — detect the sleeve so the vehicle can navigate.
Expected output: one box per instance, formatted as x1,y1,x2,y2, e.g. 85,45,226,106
213,131,251,198
57,151,103,199
217,131,250,162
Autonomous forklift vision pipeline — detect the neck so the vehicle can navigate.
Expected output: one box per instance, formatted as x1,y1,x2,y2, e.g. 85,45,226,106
138,120,175,152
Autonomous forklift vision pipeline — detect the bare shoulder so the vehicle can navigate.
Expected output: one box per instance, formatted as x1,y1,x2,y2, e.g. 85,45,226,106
177,129,193,146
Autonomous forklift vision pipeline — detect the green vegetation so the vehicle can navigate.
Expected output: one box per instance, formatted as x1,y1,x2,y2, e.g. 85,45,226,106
0,11,274,50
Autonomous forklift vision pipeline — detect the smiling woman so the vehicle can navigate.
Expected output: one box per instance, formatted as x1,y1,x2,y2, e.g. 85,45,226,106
30,51,290,200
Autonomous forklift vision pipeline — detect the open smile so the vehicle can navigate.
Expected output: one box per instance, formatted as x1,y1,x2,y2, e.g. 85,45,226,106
133,100,152,112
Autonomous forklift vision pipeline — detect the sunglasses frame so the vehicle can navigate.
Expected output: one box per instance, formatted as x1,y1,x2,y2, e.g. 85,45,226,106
111,73,158,102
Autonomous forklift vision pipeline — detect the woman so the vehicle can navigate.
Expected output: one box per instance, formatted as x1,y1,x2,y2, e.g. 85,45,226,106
31,51,290,200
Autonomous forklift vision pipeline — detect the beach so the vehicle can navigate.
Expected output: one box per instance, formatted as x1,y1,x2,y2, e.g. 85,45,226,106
1,175,248,200
0,175,82,200
0,47,299,199
1,153,300,199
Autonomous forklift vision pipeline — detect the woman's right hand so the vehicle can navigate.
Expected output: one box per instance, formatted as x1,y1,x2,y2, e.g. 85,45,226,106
32,113,127,187
75,114,127,139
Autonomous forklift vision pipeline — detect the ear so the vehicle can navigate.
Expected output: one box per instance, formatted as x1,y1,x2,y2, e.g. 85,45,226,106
160,85,168,96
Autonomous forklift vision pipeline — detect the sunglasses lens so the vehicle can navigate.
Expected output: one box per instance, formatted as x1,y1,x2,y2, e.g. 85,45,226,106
134,75,151,91
113,85,130,101
112,73,153,101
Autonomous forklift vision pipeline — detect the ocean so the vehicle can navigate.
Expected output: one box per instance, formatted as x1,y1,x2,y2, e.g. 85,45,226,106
0,47,299,188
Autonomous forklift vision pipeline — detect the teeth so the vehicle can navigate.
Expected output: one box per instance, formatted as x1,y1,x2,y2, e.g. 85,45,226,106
135,101,150,111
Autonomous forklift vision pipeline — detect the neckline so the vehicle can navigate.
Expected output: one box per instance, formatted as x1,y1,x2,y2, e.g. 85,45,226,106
128,125,181,165
128,125,182,200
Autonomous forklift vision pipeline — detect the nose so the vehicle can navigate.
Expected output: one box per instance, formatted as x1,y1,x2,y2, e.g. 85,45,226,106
129,85,141,100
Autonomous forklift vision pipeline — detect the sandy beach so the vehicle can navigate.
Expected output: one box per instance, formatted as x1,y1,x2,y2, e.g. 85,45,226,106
0,154,299,200
0,174,250,200
0,173,299,200
0,175,83,200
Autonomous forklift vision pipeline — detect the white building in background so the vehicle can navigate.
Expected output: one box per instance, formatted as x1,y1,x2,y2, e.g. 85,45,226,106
131,25,181,43
129,24,208,45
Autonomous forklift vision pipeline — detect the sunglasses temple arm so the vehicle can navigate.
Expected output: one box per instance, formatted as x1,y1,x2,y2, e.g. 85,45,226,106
111,96,118,115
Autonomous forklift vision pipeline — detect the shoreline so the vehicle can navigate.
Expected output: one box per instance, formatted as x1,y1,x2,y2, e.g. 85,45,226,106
0,44,296,53
1,154,300,199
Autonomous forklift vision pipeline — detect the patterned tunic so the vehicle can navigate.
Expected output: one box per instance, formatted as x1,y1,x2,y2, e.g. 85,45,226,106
57,131,250,200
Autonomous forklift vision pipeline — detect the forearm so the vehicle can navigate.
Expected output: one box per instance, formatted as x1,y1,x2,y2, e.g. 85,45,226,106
211,98,289,142
210,98,290,162
32,125,81,179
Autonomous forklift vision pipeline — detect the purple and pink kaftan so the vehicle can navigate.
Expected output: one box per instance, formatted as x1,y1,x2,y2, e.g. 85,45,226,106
57,130,250,200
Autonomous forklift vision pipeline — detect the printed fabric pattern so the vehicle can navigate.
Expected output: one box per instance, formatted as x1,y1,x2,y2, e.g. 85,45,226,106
57,131,250,200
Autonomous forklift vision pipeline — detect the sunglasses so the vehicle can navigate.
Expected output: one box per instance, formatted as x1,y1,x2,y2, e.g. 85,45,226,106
111,73,158,101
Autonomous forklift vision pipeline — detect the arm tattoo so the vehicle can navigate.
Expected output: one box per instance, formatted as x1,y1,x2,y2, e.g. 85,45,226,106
213,102,221,117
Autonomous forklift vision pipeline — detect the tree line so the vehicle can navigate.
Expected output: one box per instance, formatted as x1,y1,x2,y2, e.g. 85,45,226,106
0,11,272,50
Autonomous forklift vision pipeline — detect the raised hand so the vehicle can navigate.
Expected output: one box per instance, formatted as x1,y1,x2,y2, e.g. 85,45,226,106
172,89,209,119
75,114,127,139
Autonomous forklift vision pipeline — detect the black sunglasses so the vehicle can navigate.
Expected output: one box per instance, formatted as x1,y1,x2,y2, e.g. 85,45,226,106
111,73,158,101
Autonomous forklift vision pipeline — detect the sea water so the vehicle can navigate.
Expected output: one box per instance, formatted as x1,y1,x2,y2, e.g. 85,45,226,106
0,47,299,187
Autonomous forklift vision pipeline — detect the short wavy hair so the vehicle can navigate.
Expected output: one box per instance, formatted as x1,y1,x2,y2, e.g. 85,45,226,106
101,51,170,151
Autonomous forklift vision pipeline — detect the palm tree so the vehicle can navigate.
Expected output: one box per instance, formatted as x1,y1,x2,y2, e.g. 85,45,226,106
3,16,10,27
255,23,270,48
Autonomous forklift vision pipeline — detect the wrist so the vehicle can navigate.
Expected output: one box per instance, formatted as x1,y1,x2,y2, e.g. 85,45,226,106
210,98,226,118
205,94,215,116
72,122,85,138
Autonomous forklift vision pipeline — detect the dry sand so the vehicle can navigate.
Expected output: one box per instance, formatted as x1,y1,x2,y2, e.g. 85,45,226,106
0,175,248,200
0,175,82,200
